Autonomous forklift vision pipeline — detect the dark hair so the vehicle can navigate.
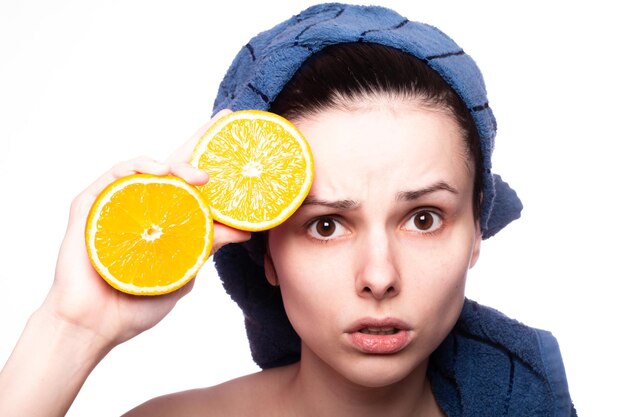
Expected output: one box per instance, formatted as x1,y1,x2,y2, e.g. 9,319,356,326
270,42,483,219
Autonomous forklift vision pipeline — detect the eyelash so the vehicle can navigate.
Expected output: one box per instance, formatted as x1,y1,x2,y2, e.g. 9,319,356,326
305,216,348,242
305,208,444,242
401,209,444,235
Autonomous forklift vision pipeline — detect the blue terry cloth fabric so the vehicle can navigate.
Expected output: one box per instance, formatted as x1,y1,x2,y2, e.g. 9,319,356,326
429,300,577,416
212,2,523,238
210,2,575,415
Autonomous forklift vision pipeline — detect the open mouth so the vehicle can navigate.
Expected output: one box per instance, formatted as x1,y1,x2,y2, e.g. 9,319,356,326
349,326,410,354
359,327,399,336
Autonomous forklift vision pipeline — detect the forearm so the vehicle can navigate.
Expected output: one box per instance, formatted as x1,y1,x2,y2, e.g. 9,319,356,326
0,307,112,417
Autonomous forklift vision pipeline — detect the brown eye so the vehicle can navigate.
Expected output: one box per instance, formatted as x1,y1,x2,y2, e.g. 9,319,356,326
307,217,348,240
414,212,434,230
404,210,442,233
315,218,336,237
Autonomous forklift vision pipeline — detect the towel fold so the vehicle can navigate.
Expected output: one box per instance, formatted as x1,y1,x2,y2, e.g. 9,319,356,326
212,2,523,238
429,300,577,416
211,3,575,415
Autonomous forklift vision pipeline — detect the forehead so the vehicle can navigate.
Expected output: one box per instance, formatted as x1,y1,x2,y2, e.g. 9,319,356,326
293,103,472,200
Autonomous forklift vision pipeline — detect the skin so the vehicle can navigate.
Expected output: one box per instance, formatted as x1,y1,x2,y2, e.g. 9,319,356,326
126,98,482,416
0,97,481,417
0,110,251,417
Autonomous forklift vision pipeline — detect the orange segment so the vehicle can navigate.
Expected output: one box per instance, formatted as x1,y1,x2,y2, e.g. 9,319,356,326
85,174,213,295
190,110,314,231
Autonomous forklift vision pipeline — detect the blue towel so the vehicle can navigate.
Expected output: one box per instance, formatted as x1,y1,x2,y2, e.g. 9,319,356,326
217,241,577,415
212,2,522,238
429,300,576,416
211,3,575,415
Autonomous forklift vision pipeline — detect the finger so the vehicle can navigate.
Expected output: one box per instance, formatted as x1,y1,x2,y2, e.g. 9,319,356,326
122,157,170,177
86,156,169,198
158,276,196,303
176,277,196,298
65,156,170,234
170,163,209,186
210,222,252,256
165,109,232,165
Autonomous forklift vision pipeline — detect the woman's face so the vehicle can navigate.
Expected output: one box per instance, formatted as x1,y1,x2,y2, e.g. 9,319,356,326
265,101,481,387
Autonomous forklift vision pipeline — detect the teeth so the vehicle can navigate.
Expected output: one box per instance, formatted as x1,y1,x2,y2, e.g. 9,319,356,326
360,327,397,335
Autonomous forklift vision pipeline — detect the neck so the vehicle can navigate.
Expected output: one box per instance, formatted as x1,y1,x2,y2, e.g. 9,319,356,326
284,345,442,417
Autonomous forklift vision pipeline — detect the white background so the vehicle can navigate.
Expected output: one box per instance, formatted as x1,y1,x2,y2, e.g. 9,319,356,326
1,1,624,415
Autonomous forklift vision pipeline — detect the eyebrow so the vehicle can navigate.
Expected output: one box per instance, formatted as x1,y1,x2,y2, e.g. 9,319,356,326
301,196,361,210
396,181,459,201
301,181,458,210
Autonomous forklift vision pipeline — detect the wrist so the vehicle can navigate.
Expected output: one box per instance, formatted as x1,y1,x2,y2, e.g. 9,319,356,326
0,308,112,417
33,303,115,360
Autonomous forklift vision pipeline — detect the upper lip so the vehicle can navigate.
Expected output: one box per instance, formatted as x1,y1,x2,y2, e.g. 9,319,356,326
345,317,411,334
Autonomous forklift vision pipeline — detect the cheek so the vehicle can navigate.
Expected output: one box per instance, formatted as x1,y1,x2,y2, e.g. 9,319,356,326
268,233,352,328
280,257,350,300
398,230,475,331
418,259,467,319
404,252,467,313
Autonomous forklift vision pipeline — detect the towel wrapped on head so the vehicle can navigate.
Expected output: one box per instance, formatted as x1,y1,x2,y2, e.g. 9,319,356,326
211,3,575,415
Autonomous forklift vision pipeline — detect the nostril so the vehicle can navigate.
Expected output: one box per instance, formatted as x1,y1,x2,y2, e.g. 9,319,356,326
361,285,396,298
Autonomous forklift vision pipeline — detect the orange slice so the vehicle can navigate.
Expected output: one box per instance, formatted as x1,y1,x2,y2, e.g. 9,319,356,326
85,174,213,295
190,110,314,231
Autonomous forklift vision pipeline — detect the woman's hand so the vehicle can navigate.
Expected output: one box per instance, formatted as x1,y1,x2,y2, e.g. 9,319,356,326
45,108,250,348
0,109,250,417
44,157,194,349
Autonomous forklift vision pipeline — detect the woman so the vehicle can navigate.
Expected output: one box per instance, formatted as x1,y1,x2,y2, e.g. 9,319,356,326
0,3,575,416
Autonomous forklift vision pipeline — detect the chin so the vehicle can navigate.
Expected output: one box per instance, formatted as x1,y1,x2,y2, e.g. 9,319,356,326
340,353,426,388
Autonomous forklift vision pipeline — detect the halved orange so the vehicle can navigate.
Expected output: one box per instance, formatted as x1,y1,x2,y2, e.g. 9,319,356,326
85,174,213,295
190,110,314,231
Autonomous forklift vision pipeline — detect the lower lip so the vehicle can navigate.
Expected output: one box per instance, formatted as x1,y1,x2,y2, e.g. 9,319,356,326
348,330,410,354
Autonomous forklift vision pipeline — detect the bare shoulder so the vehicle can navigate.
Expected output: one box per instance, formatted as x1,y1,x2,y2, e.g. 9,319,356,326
122,364,297,417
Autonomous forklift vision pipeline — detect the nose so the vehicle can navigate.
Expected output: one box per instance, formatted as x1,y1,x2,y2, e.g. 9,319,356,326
355,232,400,300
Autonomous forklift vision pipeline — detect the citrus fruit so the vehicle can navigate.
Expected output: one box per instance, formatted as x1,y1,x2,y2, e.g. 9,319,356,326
85,174,213,296
190,110,314,231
